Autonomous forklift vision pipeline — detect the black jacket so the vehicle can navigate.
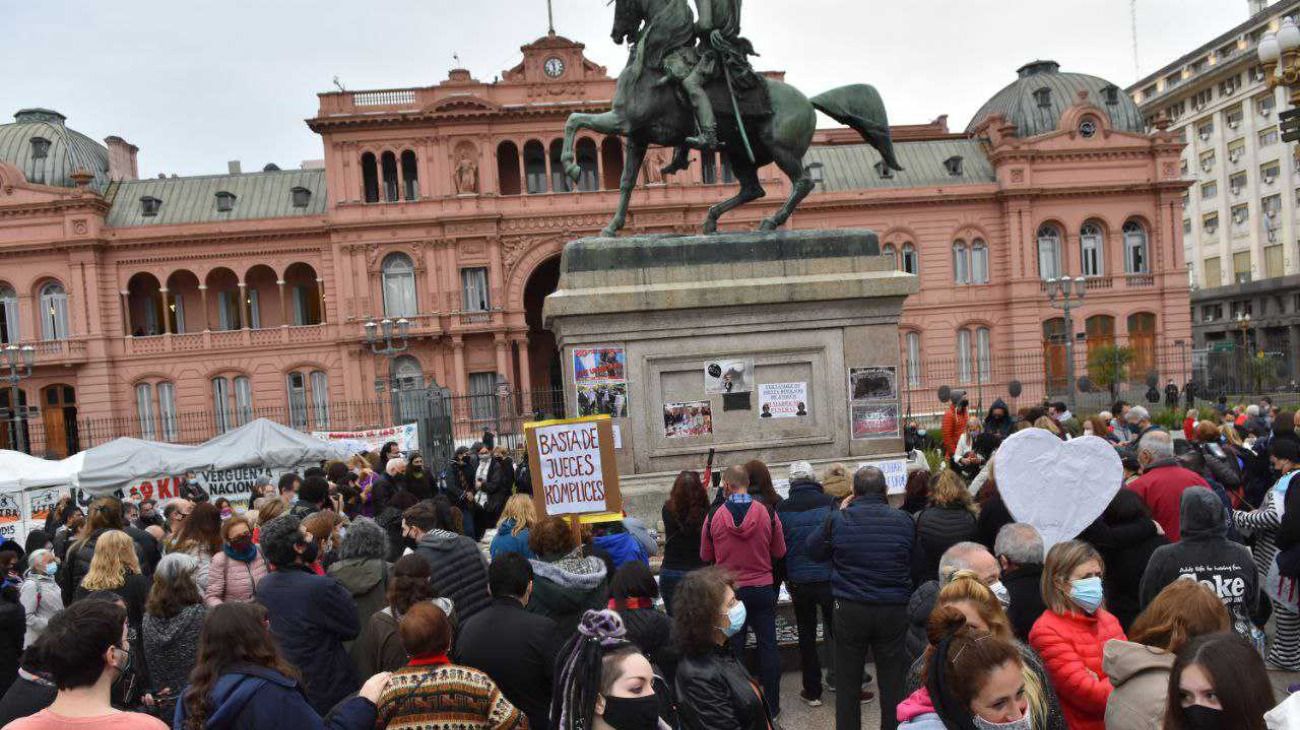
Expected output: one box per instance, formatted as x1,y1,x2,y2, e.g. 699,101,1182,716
912,504,979,586
455,596,562,730
178,480,209,503
0,601,23,696
661,505,706,573
403,470,435,501
480,457,515,515
58,529,147,606
983,398,1015,440
976,492,1014,552
413,529,491,623
1002,563,1047,641
0,667,55,726
619,606,678,685
675,645,773,730
125,525,160,576
1081,516,1166,631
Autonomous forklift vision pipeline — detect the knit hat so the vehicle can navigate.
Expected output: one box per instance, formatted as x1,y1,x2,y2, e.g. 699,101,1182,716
789,461,815,481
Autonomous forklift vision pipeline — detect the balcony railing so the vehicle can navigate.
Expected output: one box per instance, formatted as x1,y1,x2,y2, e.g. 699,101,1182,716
123,325,327,355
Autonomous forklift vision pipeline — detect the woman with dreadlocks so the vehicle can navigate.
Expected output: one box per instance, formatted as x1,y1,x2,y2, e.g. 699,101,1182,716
552,609,671,730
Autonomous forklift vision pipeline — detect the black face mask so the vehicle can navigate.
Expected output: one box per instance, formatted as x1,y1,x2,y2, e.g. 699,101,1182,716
403,535,419,550
1181,704,1224,730
600,693,660,730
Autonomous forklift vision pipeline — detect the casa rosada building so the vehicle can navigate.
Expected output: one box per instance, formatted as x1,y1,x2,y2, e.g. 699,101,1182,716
0,32,1193,457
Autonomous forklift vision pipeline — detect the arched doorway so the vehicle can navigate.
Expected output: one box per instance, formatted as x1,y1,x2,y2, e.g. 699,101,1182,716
41,384,77,458
1043,318,1068,394
523,254,564,419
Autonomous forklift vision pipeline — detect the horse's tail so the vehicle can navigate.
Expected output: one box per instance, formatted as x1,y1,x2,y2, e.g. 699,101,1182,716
811,84,903,171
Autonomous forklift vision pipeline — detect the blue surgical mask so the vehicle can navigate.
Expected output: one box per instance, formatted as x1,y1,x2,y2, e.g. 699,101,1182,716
1069,576,1104,614
44,563,58,577
989,580,1011,608
723,601,747,637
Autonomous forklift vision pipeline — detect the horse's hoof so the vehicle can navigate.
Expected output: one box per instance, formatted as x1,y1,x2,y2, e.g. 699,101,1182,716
601,227,619,238
759,218,779,231
702,219,718,234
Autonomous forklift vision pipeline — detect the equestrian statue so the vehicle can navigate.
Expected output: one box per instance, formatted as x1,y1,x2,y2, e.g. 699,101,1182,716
559,0,903,236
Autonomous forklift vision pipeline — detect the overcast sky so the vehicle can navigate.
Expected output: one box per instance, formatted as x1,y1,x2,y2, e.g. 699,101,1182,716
0,0,1257,177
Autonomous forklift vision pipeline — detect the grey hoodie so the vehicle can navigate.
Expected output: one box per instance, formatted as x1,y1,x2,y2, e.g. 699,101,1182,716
1139,487,1257,637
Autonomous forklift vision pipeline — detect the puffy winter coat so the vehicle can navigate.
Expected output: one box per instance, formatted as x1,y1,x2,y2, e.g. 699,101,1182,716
527,550,609,637
912,504,978,586
1029,608,1126,730
205,547,269,605
775,480,833,584
327,557,389,651
941,405,967,457
807,492,914,604
489,520,535,560
412,529,491,623
18,573,61,647
1103,639,1174,730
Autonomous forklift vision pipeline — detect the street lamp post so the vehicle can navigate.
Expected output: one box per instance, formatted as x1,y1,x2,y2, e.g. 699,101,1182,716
1258,19,1300,144
1,345,35,454
363,318,410,425
1046,276,1087,412
1236,311,1253,393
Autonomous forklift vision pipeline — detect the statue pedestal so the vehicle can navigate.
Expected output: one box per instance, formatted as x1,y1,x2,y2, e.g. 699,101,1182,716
543,229,919,520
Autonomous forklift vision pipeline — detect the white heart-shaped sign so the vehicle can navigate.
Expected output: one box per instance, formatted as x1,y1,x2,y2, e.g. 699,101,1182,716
994,429,1123,549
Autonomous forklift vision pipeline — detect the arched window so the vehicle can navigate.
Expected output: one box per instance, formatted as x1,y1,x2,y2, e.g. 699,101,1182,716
157,381,177,442
212,377,232,434
1080,223,1104,277
905,331,921,386
39,282,68,341
135,383,155,440
361,152,379,203
956,329,972,383
600,137,624,190
381,253,418,318
549,139,570,193
952,240,970,284
400,150,419,201
393,355,424,425
901,243,918,275
0,285,17,344
1037,224,1063,280
381,152,399,202
975,327,991,382
233,375,254,427
971,239,989,284
497,141,522,196
286,371,309,429
882,244,898,270
575,138,599,192
524,140,548,194
1123,221,1149,274
310,370,330,428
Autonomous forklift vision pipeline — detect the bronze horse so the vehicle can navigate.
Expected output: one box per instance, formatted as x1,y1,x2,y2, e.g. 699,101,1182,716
559,0,903,237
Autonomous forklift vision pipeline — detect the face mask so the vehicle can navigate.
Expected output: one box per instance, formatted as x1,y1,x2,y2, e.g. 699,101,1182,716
44,563,58,577
600,693,660,730
973,707,1032,730
722,601,747,637
110,644,133,676
989,580,1011,608
1181,704,1224,730
220,509,232,520
1069,576,1104,614
228,536,252,552
299,540,320,565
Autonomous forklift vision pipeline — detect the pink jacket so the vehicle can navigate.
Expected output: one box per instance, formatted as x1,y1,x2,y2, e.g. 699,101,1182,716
205,548,269,605
699,500,786,588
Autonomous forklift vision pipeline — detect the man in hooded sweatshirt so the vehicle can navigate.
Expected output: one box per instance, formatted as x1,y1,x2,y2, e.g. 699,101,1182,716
982,398,1014,441
403,497,491,623
1138,486,1258,639
701,464,787,719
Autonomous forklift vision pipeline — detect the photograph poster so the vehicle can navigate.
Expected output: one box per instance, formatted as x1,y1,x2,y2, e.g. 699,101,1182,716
757,382,808,419
849,366,897,401
663,400,714,438
573,346,628,418
704,358,753,394
851,402,900,439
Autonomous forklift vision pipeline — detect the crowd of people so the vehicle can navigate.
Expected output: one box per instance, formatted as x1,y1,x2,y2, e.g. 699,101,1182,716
0,395,1294,730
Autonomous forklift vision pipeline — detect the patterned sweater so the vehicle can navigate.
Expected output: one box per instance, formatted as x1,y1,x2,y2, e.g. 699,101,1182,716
376,662,526,730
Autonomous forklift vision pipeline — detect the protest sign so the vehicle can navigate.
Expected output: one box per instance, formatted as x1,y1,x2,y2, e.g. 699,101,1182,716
758,382,808,419
526,416,621,518
995,429,1122,548
311,423,419,455
122,463,316,509
0,493,20,541
856,458,909,495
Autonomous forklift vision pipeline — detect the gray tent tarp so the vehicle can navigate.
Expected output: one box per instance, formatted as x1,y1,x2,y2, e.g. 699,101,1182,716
75,418,351,495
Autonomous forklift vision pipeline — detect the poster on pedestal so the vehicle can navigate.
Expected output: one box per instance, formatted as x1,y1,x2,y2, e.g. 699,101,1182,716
704,359,753,394
573,346,629,418
663,401,713,438
851,402,900,439
757,382,808,419
526,415,622,518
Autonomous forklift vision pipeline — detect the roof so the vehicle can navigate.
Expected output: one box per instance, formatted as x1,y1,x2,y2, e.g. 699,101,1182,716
966,61,1144,137
804,138,994,191
0,109,111,191
105,168,327,226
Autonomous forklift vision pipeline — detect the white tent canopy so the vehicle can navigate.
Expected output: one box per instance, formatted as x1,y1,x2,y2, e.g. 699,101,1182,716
190,418,352,473
0,450,67,493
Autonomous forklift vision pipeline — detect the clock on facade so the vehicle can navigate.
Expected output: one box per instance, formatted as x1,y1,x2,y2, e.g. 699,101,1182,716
543,57,566,78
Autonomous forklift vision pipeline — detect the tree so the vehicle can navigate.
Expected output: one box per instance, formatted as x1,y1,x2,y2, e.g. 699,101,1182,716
1087,344,1136,400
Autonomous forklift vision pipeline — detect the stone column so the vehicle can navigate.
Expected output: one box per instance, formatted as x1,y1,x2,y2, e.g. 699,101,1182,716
513,335,532,415
452,336,468,395
198,285,210,332
159,288,172,335
317,277,327,324
277,279,288,327
494,333,510,384
238,282,249,330
119,290,131,336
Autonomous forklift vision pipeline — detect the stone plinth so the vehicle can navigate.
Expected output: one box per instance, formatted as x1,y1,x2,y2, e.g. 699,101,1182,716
543,229,919,520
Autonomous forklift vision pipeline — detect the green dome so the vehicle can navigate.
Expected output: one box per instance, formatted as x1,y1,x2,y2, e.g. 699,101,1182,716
0,109,110,191
966,61,1145,137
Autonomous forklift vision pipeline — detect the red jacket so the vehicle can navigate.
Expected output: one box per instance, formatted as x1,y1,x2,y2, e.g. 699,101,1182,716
1183,416,1197,441
1029,608,1126,730
700,499,787,588
1125,461,1209,542
941,405,967,457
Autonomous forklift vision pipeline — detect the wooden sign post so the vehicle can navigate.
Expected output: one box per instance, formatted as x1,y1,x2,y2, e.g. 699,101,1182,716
525,415,622,543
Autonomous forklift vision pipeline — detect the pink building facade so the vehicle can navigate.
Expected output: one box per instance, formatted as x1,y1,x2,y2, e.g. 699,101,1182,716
0,37,1191,458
